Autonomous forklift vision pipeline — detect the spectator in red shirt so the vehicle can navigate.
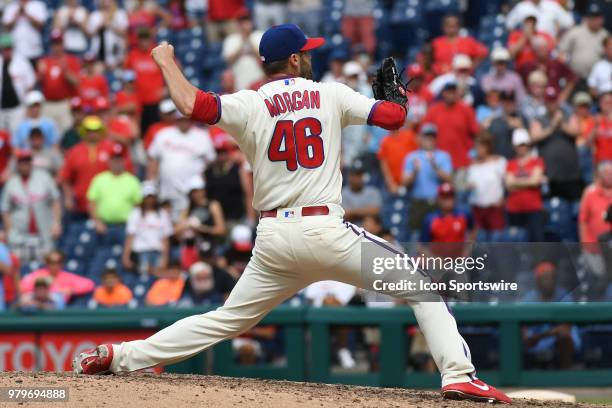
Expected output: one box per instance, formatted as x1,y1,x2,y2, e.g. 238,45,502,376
508,14,555,67
505,128,546,242
124,27,165,134
420,183,475,260
206,0,244,43
423,81,479,171
0,129,12,185
114,70,141,117
517,36,577,103
405,64,433,124
143,99,177,150
431,14,488,75
37,29,81,133
78,52,110,112
58,115,133,218
584,89,612,165
127,0,171,48
579,161,612,244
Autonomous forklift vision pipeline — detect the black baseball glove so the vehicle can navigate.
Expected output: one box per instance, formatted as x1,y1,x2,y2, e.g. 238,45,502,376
372,57,409,108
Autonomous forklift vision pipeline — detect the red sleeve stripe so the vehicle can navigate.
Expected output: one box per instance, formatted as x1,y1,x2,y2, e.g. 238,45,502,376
191,89,220,124
367,101,407,130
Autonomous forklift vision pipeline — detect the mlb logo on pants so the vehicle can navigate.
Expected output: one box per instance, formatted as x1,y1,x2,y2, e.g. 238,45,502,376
284,210,295,218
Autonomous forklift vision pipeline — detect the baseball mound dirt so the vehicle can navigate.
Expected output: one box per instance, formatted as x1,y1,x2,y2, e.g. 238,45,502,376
0,372,608,408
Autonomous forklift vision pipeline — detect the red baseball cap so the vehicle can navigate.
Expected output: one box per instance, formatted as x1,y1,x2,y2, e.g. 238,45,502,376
50,29,63,43
407,63,424,78
14,149,33,160
438,182,455,197
110,143,125,157
94,96,110,112
71,96,83,110
544,86,559,102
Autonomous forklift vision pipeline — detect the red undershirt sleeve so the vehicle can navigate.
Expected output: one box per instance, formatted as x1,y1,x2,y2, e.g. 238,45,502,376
190,89,221,125
366,101,407,130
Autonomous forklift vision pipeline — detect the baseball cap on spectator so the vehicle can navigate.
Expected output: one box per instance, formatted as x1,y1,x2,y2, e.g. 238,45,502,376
123,70,136,82
14,149,33,160
534,261,555,278
82,115,104,132
34,276,52,288
141,180,157,197
83,52,96,63
108,116,136,141
94,96,110,112
214,133,238,152
544,86,559,102
189,261,212,277
236,7,251,20
407,63,424,78
0,33,12,49
231,224,253,251
573,91,593,106
512,128,530,146
441,80,458,93
452,54,472,70
50,29,63,43
437,182,454,197
110,143,125,157
420,123,438,136
586,2,603,16
159,99,176,114
258,24,325,63
185,175,205,193
343,61,363,78
25,90,44,106
71,96,83,110
491,47,510,62
527,70,548,86
329,47,349,62
349,160,365,174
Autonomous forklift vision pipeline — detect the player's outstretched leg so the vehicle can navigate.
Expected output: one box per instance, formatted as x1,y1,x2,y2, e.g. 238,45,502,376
321,221,511,404
73,257,306,374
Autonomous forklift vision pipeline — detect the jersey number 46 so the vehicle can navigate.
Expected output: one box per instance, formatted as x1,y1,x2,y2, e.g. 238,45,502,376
267,118,324,171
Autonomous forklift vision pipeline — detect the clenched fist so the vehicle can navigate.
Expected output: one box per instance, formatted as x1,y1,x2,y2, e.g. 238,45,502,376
151,41,175,67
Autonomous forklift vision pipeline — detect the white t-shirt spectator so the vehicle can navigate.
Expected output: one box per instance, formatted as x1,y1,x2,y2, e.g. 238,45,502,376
304,281,356,307
0,53,36,103
2,1,48,59
54,5,89,54
588,59,612,95
505,0,573,38
222,31,264,90
88,8,129,68
148,125,216,201
467,157,507,207
126,208,173,252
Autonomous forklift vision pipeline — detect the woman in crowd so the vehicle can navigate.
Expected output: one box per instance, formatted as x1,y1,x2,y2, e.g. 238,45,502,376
175,176,226,268
467,132,507,241
122,181,172,276
505,128,546,242
88,0,129,68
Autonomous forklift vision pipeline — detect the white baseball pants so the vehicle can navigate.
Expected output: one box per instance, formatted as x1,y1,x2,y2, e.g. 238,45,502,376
110,204,475,386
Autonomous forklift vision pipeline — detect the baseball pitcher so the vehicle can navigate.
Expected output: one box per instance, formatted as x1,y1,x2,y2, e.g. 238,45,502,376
73,24,511,404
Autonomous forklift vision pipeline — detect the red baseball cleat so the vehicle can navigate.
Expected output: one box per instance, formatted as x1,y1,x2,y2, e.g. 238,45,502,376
72,344,114,375
442,378,512,404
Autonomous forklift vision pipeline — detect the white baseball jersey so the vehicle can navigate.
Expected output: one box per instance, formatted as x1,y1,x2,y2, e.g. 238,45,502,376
214,77,377,211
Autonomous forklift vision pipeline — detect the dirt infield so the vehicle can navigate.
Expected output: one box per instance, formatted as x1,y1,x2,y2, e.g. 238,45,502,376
0,372,608,408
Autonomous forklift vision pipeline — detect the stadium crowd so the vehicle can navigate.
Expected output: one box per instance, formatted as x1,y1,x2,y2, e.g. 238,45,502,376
0,0,612,371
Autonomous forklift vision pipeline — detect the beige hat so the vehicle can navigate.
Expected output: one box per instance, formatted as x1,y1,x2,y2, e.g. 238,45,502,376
343,61,363,77
512,128,531,146
25,90,45,106
572,91,593,106
491,47,510,62
452,54,472,70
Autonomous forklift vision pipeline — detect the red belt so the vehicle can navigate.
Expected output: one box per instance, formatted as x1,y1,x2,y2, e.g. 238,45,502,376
260,205,329,219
